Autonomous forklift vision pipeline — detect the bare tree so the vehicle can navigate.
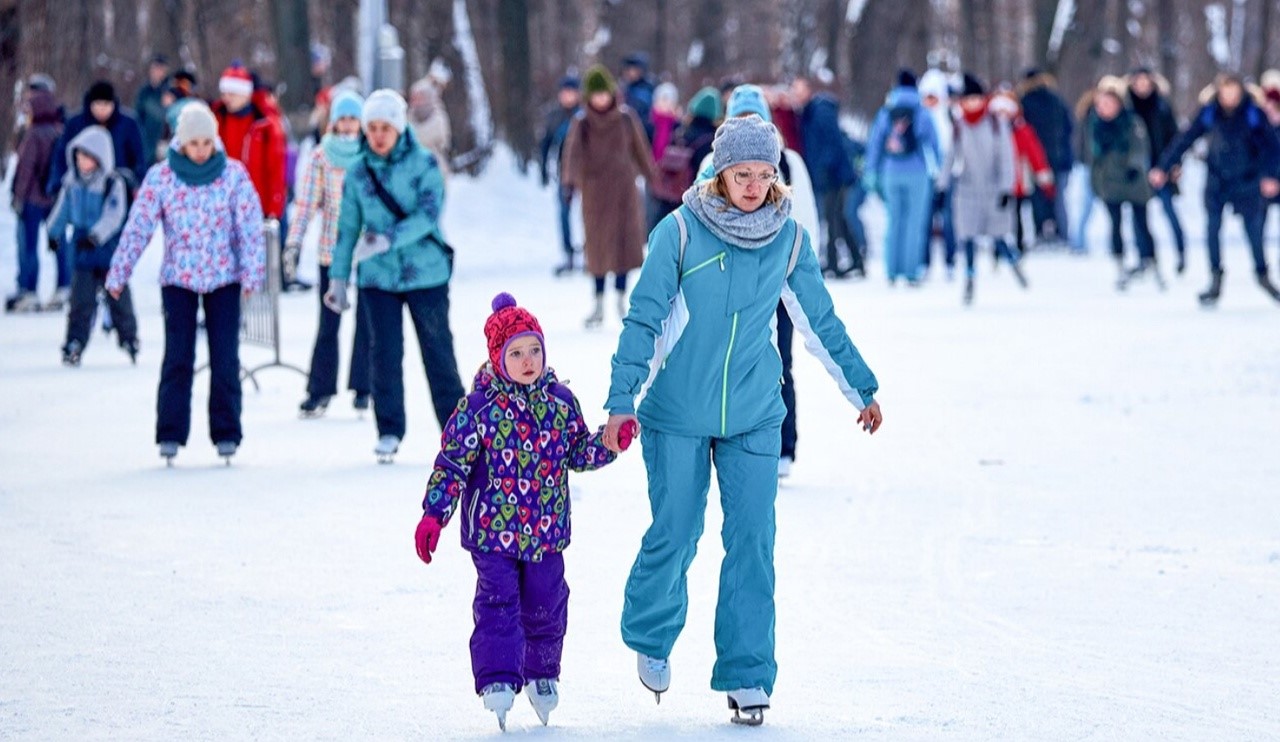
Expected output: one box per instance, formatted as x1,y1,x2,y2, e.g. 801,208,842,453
498,0,534,168
269,0,314,115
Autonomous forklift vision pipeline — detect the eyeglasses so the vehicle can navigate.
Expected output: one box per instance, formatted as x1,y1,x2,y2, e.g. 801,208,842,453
731,170,779,186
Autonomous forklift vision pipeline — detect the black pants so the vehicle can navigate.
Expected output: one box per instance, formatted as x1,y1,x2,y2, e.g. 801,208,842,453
362,284,466,440
158,283,242,446
777,303,796,460
593,274,628,295
1104,201,1155,262
1205,182,1267,275
66,267,138,349
820,187,864,273
307,265,371,398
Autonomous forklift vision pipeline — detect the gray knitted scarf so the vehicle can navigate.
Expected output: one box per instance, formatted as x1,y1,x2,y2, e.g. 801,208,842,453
681,185,793,250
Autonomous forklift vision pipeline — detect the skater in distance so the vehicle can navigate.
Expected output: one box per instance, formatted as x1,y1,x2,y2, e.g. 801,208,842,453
601,114,883,726
414,293,624,730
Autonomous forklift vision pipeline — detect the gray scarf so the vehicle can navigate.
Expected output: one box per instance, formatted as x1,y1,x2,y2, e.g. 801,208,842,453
681,185,792,250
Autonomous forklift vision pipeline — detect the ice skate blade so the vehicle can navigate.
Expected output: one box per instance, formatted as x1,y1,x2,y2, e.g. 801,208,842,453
377,454,396,465
730,708,765,726
495,709,507,731
164,457,174,468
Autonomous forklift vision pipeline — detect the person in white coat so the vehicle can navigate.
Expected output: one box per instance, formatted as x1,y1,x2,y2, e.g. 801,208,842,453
918,68,959,276
697,84,819,477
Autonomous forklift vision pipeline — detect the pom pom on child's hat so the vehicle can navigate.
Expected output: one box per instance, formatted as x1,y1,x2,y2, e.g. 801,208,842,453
484,293,545,381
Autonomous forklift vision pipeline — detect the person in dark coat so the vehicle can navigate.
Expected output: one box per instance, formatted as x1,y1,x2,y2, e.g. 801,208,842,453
7,88,63,312
47,81,146,197
1018,69,1074,243
134,54,170,168
1152,73,1280,306
1084,79,1158,288
794,76,865,278
621,52,657,143
538,75,582,277
1127,68,1186,273
560,65,655,327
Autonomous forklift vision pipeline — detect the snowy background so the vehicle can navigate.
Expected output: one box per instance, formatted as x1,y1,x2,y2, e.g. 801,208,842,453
3,156,1280,740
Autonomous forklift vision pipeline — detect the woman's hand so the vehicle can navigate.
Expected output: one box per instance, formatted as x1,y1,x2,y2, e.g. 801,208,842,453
108,286,123,300
603,413,639,453
858,401,883,435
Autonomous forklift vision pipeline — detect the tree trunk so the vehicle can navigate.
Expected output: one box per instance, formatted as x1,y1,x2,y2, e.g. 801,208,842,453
269,0,314,114
498,0,533,170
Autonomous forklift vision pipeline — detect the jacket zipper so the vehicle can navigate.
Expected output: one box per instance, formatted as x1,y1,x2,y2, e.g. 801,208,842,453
721,312,739,436
681,251,726,280
467,486,482,539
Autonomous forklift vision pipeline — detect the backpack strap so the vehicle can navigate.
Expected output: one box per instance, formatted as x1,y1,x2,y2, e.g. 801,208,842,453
785,220,804,279
672,209,689,286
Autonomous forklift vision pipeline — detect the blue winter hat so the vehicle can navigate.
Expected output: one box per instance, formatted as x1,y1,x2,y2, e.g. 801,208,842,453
330,91,365,124
559,75,580,91
711,115,781,175
726,85,772,122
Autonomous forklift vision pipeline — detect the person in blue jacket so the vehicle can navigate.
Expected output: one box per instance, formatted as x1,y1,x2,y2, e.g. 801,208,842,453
600,115,883,720
539,75,582,276
864,69,941,285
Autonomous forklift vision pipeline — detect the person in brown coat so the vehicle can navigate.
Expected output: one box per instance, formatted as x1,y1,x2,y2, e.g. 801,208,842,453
561,64,654,328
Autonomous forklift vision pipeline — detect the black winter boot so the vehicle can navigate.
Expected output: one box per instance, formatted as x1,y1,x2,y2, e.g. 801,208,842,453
1258,272,1280,303
1198,270,1223,307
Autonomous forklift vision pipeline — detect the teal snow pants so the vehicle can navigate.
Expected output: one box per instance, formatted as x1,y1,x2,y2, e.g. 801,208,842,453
621,426,780,695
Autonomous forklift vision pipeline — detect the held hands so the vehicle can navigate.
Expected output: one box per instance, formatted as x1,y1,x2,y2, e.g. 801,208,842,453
415,514,442,565
323,278,350,313
858,400,883,435
1148,168,1167,189
603,414,640,453
1262,178,1280,199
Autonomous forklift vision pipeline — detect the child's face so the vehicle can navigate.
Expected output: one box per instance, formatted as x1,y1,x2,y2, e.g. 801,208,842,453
332,116,361,137
74,150,100,175
503,336,544,385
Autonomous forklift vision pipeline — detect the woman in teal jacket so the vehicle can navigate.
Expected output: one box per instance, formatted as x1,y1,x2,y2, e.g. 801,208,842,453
326,89,465,462
601,115,883,723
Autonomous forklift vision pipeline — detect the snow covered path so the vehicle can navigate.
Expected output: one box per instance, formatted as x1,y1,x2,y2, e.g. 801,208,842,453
2,159,1279,740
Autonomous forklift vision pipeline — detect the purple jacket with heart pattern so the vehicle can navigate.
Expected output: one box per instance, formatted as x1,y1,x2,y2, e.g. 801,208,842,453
422,364,616,562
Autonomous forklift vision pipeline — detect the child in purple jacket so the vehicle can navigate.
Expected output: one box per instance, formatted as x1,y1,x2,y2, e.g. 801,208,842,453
414,293,620,730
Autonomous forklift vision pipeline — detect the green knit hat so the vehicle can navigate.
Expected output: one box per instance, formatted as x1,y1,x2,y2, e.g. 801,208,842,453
688,86,723,122
583,65,617,96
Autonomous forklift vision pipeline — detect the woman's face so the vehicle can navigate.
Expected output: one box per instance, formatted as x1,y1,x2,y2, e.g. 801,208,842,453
183,137,215,165
1094,93,1121,121
332,116,361,137
365,120,399,156
503,335,544,385
588,91,613,112
723,162,777,213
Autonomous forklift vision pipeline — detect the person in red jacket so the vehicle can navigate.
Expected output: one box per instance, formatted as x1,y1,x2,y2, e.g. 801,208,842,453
990,89,1055,254
211,64,286,221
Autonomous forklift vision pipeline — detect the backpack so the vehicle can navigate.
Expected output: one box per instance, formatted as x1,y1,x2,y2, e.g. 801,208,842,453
883,105,919,158
114,168,140,212
651,132,714,203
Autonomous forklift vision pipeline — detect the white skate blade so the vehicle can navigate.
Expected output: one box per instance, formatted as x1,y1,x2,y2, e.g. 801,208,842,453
727,688,769,725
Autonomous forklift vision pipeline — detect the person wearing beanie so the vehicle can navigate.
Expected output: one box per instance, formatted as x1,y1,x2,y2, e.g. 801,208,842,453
106,100,265,464
414,292,620,730
918,68,959,276
1126,67,1187,273
1016,68,1074,244
650,81,681,162
647,85,718,230
286,90,372,419
942,73,1028,304
621,51,657,143
988,89,1056,256
46,125,141,365
538,74,584,275
6,86,62,313
865,68,940,284
561,64,656,327
791,76,867,278
409,72,452,178
211,63,287,221
135,54,171,167
326,88,464,462
43,80,146,306
604,112,883,719
1081,82,1160,292
1152,73,1280,305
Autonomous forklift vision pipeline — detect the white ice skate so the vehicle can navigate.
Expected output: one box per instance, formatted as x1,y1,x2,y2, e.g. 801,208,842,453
727,687,770,726
525,678,559,726
481,682,515,731
374,434,400,464
637,652,670,703
158,441,180,467
215,440,237,466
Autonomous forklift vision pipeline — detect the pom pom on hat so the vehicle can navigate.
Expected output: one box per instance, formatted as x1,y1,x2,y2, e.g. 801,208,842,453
484,293,545,382
329,91,365,124
711,115,782,175
219,63,255,97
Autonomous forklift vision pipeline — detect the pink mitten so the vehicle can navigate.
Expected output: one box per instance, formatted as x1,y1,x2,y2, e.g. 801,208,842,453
618,420,639,451
415,515,442,564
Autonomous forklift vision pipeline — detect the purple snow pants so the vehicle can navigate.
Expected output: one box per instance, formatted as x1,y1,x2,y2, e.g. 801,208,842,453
470,550,569,694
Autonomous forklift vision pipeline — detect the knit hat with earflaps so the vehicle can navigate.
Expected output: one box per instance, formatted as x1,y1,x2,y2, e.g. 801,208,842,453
485,293,545,382
582,65,617,97
711,114,782,176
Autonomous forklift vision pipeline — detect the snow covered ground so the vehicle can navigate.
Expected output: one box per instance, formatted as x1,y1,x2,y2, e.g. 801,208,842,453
2,153,1279,740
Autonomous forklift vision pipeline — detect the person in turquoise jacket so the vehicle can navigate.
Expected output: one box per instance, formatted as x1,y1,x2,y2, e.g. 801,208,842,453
326,89,465,462
600,114,884,722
